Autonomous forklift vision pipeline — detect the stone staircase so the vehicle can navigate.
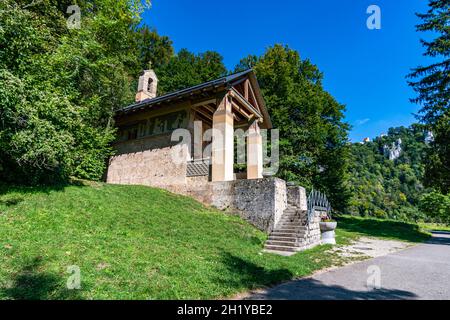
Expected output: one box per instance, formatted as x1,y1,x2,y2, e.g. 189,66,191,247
264,203,320,255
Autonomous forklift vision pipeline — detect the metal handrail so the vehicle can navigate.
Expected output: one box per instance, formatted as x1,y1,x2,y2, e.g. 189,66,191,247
307,189,332,223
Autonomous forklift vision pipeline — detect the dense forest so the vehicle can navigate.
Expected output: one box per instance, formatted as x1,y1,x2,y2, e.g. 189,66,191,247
0,0,448,222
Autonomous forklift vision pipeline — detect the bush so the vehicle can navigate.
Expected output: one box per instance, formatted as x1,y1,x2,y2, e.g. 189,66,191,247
419,192,450,224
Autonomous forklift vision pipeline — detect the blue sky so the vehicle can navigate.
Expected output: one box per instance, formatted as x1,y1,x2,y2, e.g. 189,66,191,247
142,0,433,142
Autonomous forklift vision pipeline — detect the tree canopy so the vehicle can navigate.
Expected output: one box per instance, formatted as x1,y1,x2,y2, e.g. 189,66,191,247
154,49,227,95
0,0,151,183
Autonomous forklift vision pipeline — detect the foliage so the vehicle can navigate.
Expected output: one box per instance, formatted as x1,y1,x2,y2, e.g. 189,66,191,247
336,215,431,243
154,49,227,95
408,0,450,193
348,125,431,221
136,26,174,70
236,45,351,212
0,0,150,183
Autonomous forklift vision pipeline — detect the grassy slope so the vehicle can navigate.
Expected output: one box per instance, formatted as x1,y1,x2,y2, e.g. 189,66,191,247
0,182,430,300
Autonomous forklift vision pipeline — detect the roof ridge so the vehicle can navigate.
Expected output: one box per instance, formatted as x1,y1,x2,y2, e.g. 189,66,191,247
118,69,254,113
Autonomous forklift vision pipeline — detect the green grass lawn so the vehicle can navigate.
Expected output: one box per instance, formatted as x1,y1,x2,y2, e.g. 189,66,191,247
336,215,431,243
418,222,450,233
0,182,430,300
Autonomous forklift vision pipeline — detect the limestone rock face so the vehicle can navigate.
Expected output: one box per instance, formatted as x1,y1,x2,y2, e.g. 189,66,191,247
383,138,402,160
425,131,434,145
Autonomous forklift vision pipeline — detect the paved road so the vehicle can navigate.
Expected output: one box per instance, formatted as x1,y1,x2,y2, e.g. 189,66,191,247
246,232,450,300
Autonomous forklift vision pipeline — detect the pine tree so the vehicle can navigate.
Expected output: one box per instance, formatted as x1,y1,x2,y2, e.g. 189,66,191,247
408,0,450,192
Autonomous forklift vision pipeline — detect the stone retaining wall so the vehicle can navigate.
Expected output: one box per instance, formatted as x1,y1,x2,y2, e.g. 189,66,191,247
177,177,287,233
213,178,287,233
304,210,323,248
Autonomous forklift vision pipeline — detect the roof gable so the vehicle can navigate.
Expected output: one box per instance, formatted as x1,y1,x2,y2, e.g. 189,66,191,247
116,69,272,129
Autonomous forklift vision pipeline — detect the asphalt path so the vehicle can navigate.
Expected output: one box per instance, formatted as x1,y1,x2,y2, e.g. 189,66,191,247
246,232,450,300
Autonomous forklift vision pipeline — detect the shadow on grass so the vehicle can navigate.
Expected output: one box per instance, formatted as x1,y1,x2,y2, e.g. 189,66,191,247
0,178,90,199
245,278,418,300
0,196,24,207
216,252,293,290
0,257,82,300
336,215,430,243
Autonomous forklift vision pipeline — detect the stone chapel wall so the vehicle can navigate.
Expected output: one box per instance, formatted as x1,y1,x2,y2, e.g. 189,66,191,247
106,133,189,188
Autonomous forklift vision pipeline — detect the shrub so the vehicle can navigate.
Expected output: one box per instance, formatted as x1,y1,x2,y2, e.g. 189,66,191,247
419,192,450,224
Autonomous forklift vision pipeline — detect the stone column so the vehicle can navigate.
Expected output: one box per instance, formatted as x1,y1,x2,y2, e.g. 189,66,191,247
193,120,203,160
211,94,234,181
247,120,263,179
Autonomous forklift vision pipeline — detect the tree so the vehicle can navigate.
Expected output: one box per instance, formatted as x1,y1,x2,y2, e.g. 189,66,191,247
408,0,450,193
136,26,174,70
0,0,149,183
237,45,351,211
419,191,450,223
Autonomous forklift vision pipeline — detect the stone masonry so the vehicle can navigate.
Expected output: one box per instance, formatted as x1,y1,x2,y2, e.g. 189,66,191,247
177,177,323,254
107,133,189,188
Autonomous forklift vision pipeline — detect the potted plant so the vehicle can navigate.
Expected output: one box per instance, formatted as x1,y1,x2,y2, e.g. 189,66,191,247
319,215,337,245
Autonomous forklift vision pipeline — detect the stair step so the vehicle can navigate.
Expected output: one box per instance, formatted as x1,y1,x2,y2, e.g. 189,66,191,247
270,231,298,237
263,249,296,256
278,221,302,225
280,216,303,219
273,226,307,231
264,244,298,252
266,240,298,246
274,232,306,237
272,231,307,237
267,236,297,242
277,225,303,230
279,218,302,223
280,215,301,219
276,226,308,231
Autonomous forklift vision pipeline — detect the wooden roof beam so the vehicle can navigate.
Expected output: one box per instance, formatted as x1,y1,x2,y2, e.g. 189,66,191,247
191,98,216,109
229,89,263,120
231,100,252,120
194,106,213,121
244,79,250,100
